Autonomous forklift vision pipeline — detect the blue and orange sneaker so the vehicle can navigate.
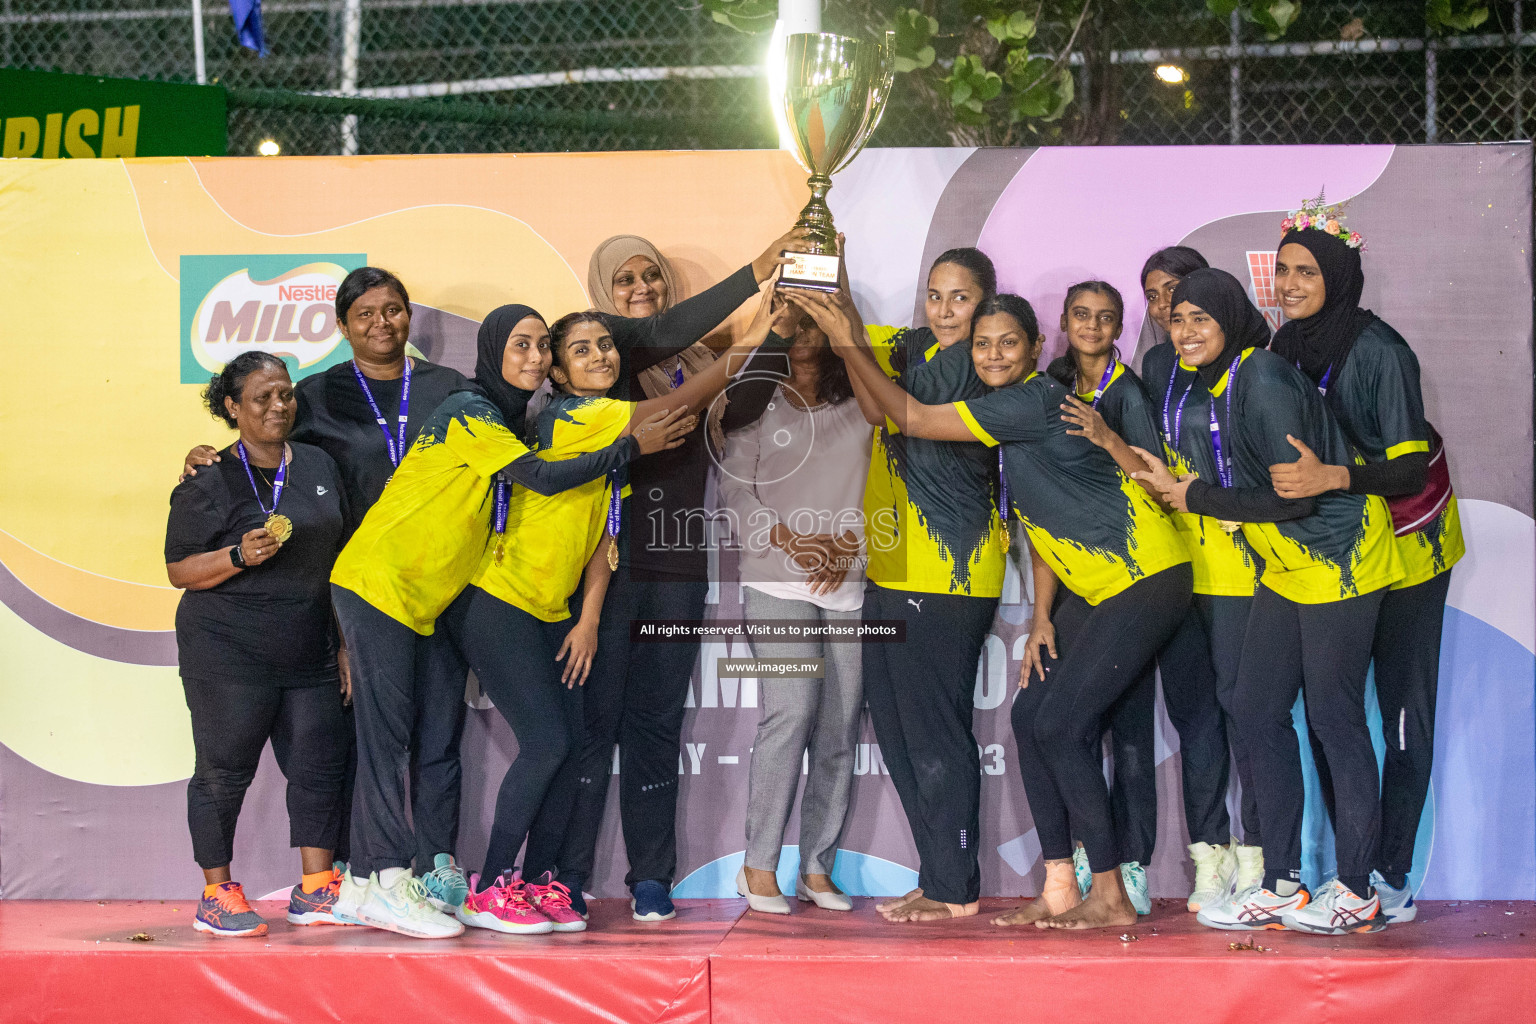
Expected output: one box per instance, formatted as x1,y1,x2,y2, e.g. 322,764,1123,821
287,869,353,926
194,881,268,937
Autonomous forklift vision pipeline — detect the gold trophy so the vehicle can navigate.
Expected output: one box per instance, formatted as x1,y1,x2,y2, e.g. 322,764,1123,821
777,30,895,291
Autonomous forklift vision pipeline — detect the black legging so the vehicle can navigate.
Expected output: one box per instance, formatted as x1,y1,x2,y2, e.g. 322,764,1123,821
1013,564,1193,874
183,676,348,869
1308,569,1452,882
1106,603,1231,863
439,585,584,884
1233,583,1384,893
545,565,708,889
862,584,998,905
1193,593,1261,846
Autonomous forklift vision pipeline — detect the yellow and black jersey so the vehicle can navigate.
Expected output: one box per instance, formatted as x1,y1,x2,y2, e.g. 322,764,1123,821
331,391,532,635
1212,348,1403,603
955,371,1190,606
332,390,633,634
863,325,1007,598
470,393,632,622
1322,319,1464,589
1046,355,1164,455
1140,342,1264,597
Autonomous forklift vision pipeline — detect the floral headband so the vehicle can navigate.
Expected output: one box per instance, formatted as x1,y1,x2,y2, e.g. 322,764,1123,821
1280,191,1365,250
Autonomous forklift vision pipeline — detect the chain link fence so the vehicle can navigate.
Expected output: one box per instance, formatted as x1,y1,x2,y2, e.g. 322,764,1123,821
3,0,1532,154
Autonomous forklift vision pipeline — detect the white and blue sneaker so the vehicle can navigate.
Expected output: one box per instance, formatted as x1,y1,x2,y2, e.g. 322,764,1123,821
631,879,677,922
1121,862,1152,915
357,870,464,939
1371,871,1417,923
1197,883,1310,931
1072,846,1092,897
331,865,368,925
421,853,470,912
1281,878,1385,935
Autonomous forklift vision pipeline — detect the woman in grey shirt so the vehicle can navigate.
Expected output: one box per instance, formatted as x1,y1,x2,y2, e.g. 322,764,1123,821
718,307,874,914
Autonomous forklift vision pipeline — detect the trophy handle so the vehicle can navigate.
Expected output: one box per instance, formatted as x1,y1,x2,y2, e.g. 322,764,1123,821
830,30,896,177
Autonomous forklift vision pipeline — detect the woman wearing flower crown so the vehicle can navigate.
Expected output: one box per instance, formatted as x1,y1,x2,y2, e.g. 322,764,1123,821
1130,267,1404,936
1265,200,1465,925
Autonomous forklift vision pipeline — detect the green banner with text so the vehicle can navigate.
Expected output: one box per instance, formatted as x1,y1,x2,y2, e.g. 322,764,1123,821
0,67,226,158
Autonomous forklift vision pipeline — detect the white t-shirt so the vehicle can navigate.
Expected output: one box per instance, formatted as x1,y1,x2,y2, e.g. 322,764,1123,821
718,386,873,612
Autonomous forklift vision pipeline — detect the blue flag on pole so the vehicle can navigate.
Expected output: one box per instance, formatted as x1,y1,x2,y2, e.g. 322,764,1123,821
228,0,266,55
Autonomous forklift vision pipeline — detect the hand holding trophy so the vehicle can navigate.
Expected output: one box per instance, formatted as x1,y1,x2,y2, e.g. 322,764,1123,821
777,31,895,292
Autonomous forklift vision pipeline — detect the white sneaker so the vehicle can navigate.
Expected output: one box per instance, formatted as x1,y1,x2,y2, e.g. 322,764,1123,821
1187,841,1237,913
1196,883,1309,931
332,867,368,925
1371,871,1417,923
357,870,465,939
1282,878,1385,935
1233,841,1264,893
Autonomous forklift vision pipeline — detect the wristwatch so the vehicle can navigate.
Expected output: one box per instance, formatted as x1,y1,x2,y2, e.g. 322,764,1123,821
230,544,247,568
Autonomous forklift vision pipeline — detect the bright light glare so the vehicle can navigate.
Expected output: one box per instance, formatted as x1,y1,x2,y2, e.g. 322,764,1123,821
1155,64,1187,85
257,138,281,157
766,21,794,153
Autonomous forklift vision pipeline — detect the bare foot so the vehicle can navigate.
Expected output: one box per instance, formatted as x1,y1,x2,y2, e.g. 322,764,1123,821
876,887,923,915
885,897,978,922
993,858,1080,927
742,866,782,898
800,873,842,894
1038,869,1136,930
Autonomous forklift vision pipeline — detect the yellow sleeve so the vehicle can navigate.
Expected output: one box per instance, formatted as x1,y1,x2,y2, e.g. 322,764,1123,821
548,398,635,456
443,412,532,478
865,325,904,382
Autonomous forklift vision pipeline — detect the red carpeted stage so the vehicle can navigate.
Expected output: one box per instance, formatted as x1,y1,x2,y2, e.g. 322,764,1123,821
2,898,1533,1024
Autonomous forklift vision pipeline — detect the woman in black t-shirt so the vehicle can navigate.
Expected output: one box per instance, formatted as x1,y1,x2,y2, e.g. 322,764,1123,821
166,352,350,938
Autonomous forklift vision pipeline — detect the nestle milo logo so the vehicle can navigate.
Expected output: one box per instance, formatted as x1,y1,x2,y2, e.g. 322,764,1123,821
180,253,366,383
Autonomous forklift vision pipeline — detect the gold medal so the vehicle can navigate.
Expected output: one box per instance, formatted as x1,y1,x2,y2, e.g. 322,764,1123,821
265,514,294,544
493,540,505,566
607,539,620,571
1217,519,1242,534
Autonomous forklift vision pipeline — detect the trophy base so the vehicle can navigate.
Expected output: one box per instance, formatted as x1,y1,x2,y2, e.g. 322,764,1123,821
777,250,840,293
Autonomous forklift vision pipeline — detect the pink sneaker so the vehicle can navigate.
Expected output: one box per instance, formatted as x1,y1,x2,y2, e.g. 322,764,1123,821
525,872,589,932
454,874,553,935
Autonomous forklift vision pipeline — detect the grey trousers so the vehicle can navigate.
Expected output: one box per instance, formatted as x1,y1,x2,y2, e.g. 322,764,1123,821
742,587,864,876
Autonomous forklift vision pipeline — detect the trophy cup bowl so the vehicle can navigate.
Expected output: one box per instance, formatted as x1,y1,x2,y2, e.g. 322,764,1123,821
777,30,895,292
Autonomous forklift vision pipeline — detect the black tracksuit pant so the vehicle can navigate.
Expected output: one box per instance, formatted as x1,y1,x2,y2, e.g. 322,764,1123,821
1194,593,1262,846
1012,564,1192,873
1233,583,1384,891
862,583,997,906
1106,601,1232,863
1309,569,1452,880
331,585,469,877
550,565,709,889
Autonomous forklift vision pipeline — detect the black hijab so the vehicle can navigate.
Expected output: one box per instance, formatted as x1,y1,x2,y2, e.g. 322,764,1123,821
1270,228,1375,384
464,303,544,424
1170,268,1272,389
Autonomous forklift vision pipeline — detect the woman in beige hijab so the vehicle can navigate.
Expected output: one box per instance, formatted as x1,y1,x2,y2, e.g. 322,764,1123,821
587,234,732,452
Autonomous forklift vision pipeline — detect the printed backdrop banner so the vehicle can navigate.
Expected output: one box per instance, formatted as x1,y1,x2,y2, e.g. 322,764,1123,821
0,146,1530,902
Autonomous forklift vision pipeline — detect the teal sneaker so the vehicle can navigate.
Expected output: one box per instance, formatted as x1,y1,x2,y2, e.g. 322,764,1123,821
1121,862,1151,915
1072,846,1092,897
422,853,470,912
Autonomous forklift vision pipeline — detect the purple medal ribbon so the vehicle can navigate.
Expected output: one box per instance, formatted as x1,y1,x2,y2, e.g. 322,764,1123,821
671,363,686,389
351,358,412,466
607,472,623,538
1084,357,1117,408
1295,360,1332,395
493,476,510,539
1208,356,1241,488
236,441,287,515
1161,367,1196,449
998,449,1009,524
